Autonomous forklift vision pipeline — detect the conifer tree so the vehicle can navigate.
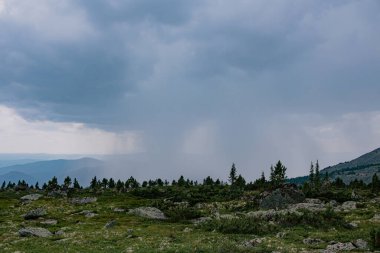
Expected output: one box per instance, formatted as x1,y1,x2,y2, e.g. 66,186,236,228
73,178,81,189
229,163,238,185
270,161,287,187
309,161,315,185
315,160,321,187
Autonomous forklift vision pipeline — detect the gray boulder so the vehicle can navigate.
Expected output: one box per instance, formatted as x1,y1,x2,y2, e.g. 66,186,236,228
24,208,47,220
259,186,305,209
20,194,43,203
128,207,167,220
341,201,357,210
19,227,52,238
353,239,368,250
70,197,97,205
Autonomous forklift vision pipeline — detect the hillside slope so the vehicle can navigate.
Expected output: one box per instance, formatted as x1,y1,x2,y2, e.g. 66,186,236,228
289,147,380,184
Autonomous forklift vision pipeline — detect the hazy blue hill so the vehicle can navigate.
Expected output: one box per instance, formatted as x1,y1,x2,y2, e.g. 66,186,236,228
0,171,36,184
0,159,41,168
0,158,104,185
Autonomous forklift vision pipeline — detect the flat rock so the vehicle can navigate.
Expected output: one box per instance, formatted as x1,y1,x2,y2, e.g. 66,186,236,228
191,217,212,225
288,202,326,212
24,208,47,220
70,197,97,205
20,194,43,203
303,238,324,245
246,209,302,221
40,219,58,225
128,207,167,220
19,227,52,238
78,210,97,218
113,208,126,212
304,198,323,204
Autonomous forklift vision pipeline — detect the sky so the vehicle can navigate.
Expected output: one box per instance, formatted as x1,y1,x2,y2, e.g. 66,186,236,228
0,0,380,181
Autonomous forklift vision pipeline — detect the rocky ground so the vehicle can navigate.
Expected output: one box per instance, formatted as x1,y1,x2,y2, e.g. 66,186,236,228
0,189,379,253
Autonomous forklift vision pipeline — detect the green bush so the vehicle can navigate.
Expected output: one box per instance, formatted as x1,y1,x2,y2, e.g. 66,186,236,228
371,228,380,249
201,217,277,235
165,207,202,222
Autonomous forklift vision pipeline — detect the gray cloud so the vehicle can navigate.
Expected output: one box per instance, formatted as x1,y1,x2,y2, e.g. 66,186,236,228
1,0,380,180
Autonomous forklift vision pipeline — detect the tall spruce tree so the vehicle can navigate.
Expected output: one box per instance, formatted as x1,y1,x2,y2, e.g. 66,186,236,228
229,163,238,185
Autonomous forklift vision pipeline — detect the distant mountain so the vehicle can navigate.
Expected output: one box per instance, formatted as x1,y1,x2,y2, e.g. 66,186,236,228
289,147,380,185
322,148,380,184
0,158,105,185
0,159,41,168
0,171,36,185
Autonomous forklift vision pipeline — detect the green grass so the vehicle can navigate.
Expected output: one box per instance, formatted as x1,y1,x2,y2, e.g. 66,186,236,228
0,189,378,252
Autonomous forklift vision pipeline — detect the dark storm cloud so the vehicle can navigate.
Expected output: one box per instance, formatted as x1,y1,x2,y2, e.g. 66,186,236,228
1,0,380,179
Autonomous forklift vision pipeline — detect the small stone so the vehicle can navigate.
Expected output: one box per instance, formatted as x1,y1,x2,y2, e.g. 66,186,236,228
113,208,126,212
183,227,193,233
104,220,117,229
78,210,97,218
346,222,358,229
55,230,64,236
85,212,97,218
127,229,134,234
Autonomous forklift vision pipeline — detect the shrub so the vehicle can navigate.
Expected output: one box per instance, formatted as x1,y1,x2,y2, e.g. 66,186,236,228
371,228,380,249
201,217,277,235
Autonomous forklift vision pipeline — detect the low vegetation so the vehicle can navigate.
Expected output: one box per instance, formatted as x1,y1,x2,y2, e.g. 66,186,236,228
0,161,379,252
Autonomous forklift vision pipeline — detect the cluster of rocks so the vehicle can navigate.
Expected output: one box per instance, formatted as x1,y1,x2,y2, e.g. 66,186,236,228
321,239,368,252
18,227,65,238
